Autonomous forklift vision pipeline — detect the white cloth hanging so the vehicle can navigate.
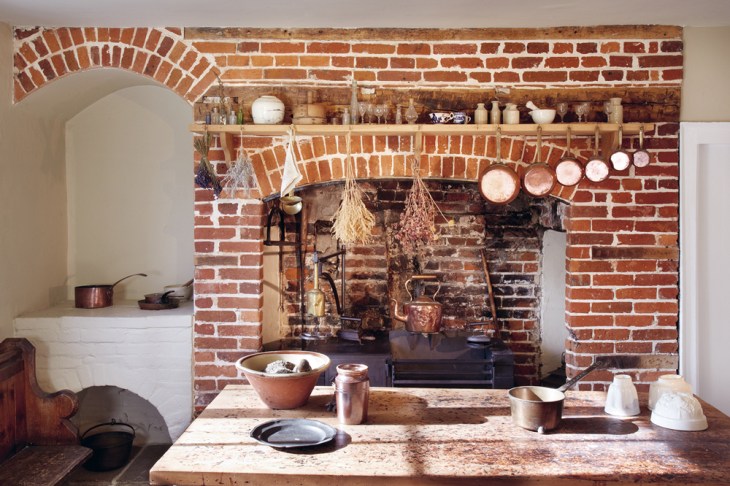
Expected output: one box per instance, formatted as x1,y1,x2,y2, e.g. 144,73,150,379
280,128,302,196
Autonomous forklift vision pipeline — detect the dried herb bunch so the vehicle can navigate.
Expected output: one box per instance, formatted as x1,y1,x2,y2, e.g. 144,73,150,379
194,133,223,198
222,148,257,198
331,134,375,245
395,156,448,255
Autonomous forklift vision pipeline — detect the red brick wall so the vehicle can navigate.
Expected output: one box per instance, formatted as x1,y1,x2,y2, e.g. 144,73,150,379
12,26,682,409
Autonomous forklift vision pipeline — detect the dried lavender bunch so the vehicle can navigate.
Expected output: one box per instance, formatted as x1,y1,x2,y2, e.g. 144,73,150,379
222,150,258,198
193,133,223,198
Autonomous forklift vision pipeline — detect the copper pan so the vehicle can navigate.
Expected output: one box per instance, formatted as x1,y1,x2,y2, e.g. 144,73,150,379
632,124,651,168
554,126,584,187
584,127,610,183
479,127,520,205
75,273,147,309
609,124,631,171
521,126,556,198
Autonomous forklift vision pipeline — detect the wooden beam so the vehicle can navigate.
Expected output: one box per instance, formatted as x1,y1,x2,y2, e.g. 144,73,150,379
185,25,682,41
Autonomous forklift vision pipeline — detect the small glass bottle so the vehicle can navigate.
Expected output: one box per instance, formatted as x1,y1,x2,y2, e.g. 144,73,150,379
228,110,237,125
395,104,403,124
490,101,501,124
405,98,418,124
335,363,369,425
342,108,351,125
610,97,623,124
350,78,359,125
237,105,244,124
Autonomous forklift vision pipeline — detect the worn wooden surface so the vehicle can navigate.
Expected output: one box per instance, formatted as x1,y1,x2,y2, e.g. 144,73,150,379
150,385,730,486
0,445,91,486
186,26,683,41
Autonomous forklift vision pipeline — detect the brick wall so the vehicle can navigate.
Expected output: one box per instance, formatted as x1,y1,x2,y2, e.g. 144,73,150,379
12,25,682,409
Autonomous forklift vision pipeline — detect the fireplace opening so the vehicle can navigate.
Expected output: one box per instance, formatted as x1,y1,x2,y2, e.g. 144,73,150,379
262,180,567,385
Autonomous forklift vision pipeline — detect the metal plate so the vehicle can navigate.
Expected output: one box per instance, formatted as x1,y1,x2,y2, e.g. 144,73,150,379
250,419,337,448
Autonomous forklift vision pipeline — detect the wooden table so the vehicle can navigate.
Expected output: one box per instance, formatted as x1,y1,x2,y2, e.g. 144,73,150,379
150,385,730,485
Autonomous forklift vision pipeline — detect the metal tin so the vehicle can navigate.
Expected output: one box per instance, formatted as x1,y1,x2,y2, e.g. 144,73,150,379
335,363,369,425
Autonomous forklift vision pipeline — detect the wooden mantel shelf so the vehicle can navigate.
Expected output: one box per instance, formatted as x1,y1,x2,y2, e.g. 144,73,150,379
190,122,652,137
190,122,654,165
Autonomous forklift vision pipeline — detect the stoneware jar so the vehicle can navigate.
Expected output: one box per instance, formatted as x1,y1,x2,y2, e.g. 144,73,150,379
251,95,285,124
503,103,520,124
474,103,488,124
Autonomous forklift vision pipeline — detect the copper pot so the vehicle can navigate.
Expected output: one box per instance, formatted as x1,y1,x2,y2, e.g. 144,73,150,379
75,273,147,309
555,127,584,187
609,124,631,171
585,127,610,183
633,125,651,168
479,127,520,205
390,275,443,333
521,126,556,198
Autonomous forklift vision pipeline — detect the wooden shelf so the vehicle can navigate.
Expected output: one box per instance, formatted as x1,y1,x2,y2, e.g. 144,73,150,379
189,122,654,165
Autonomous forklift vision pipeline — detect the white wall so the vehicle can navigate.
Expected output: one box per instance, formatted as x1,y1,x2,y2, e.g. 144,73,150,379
682,27,730,121
65,86,194,299
0,23,68,339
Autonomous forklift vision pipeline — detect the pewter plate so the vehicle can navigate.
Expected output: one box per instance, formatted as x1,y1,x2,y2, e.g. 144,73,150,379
250,419,337,448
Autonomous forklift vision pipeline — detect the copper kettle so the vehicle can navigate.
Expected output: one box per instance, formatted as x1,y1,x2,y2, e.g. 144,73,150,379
390,275,443,334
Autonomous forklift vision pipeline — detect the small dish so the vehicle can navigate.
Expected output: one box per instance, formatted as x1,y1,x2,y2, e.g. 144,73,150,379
428,111,454,124
250,419,337,448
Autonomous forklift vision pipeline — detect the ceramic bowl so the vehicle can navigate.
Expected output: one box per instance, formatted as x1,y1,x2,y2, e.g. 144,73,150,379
604,374,640,417
649,374,692,410
235,351,330,409
650,392,708,431
530,109,556,124
429,111,454,124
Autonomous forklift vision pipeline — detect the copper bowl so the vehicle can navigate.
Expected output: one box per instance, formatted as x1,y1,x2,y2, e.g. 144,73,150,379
235,351,331,409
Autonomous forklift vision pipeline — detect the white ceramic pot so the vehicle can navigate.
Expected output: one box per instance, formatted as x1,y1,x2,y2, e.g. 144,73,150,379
648,374,692,410
251,95,285,124
651,392,707,431
604,374,640,417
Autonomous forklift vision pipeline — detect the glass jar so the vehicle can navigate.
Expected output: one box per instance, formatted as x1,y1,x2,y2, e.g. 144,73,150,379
405,98,418,124
335,363,369,425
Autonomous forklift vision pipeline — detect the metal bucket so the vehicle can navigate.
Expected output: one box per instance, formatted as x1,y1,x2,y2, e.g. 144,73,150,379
80,420,135,471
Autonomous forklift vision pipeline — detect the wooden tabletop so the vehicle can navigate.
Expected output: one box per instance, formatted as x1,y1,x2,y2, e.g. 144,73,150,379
150,385,730,486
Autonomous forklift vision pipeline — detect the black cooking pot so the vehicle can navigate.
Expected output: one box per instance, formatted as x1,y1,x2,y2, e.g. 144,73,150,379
80,420,135,471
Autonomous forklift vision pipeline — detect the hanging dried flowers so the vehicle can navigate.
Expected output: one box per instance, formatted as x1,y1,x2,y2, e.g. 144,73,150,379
222,146,258,199
395,155,450,255
331,133,376,245
193,133,223,198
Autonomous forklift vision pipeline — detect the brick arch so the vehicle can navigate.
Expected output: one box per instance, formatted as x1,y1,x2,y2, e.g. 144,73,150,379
227,133,593,203
13,27,218,104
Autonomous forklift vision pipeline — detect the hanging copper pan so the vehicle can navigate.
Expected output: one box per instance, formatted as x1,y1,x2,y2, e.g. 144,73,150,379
554,126,584,187
609,124,631,171
521,126,556,198
632,124,651,168
479,127,520,205
584,126,610,183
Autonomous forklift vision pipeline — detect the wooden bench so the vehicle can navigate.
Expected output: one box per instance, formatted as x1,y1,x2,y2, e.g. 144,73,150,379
0,338,91,486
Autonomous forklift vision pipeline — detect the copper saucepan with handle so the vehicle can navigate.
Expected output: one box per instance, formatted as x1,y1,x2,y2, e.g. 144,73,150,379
632,124,651,168
521,125,557,198
609,124,631,171
479,126,520,205
584,126,610,183
554,126,584,187
75,273,147,309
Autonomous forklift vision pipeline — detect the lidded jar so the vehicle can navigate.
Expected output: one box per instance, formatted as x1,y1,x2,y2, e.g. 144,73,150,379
251,95,285,124
335,363,369,425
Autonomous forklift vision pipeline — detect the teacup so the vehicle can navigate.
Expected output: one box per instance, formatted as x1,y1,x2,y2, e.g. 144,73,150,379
453,112,471,124
429,112,454,124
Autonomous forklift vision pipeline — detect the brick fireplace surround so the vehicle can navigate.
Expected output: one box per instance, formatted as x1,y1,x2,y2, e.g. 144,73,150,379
13,25,682,411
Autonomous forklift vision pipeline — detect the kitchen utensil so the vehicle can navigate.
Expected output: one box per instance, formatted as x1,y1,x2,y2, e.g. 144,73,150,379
390,275,444,334
479,127,521,205
633,125,651,167
335,363,370,425
428,111,454,124
250,419,337,448
584,127,610,182
509,354,661,433
651,392,708,431
164,278,194,301
522,126,557,197
293,91,326,121
555,126,584,186
466,249,500,345
235,351,330,409
648,374,692,410
80,420,135,471
280,195,303,215
529,109,556,124
609,124,631,170
526,101,540,111
604,374,640,416
143,290,175,304
306,251,326,317
137,300,179,310
75,273,147,309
